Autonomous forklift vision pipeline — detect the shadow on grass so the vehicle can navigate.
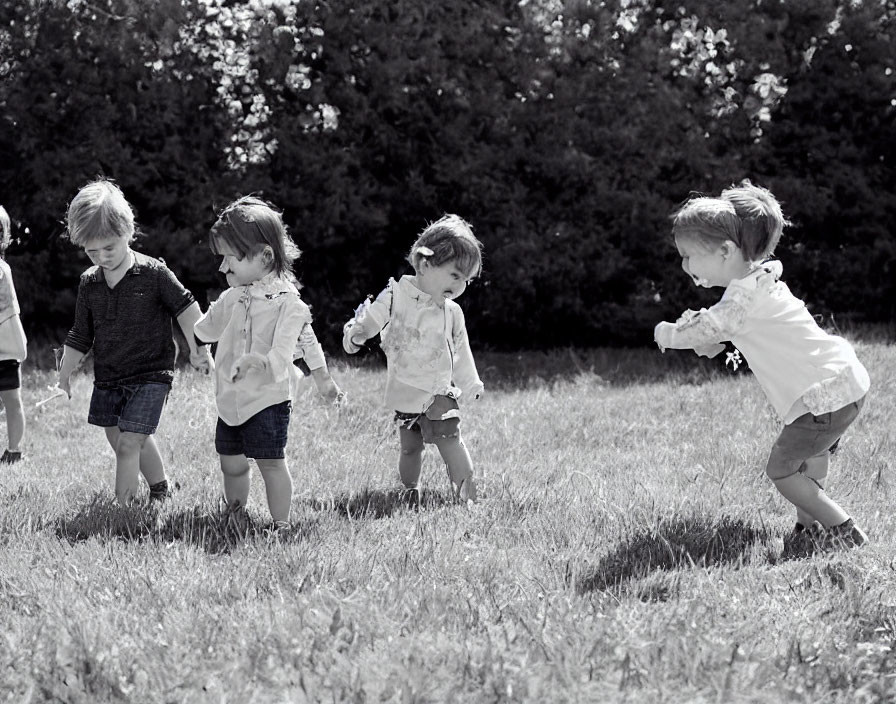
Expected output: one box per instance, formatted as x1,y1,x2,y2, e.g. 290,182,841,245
54,494,319,555
307,486,458,519
578,515,780,600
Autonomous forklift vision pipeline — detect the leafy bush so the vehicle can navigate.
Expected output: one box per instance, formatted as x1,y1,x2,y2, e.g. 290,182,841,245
1,0,893,351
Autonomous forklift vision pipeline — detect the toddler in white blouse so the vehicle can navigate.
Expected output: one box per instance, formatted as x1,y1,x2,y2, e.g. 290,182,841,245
195,196,311,528
343,215,484,504
654,181,869,551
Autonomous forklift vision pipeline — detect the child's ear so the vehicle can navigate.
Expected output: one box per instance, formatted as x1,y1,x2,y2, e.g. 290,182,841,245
262,245,274,262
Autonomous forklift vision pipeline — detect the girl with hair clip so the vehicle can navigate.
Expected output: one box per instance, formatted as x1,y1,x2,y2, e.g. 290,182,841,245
343,214,485,505
654,181,870,552
195,196,315,529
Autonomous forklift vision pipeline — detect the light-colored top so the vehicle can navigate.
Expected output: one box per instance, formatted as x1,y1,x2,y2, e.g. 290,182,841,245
0,259,26,362
655,261,869,424
293,322,326,371
344,275,483,413
195,272,309,426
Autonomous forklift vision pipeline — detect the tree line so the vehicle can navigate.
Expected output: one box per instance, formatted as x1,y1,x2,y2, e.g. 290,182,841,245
1,0,893,353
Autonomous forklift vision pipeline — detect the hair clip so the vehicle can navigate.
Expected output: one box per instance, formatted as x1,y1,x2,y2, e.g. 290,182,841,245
415,246,434,257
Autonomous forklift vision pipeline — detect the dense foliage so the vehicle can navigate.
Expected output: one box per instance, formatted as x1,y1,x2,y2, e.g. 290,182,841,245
1,0,893,350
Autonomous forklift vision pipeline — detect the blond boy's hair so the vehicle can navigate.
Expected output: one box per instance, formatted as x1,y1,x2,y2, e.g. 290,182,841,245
66,179,136,246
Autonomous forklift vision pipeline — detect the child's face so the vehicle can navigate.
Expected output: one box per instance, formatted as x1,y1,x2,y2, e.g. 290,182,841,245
83,235,131,274
416,259,473,306
675,236,729,288
215,241,272,287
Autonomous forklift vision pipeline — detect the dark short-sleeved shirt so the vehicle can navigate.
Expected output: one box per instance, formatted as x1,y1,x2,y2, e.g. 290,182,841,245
64,251,195,387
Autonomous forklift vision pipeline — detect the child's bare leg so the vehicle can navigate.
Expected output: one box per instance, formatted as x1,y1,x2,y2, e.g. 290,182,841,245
105,427,165,485
256,458,292,523
106,429,147,504
795,454,829,528
137,435,167,486
434,435,475,499
398,426,424,489
220,454,252,510
773,472,848,528
0,388,25,452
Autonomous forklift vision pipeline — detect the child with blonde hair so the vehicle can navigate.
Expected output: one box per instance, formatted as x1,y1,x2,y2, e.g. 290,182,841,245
59,179,211,504
194,196,312,527
654,181,870,550
0,206,27,463
343,214,484,503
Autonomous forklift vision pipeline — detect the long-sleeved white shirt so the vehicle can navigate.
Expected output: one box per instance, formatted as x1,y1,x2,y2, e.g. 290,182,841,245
0,259,26,362
655,261,869,423
344,275,483,413
195,272,309,426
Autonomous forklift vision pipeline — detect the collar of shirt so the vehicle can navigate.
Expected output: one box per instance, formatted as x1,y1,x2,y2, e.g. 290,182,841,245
235,272,299,301
396,275,437,307
88,250,163,284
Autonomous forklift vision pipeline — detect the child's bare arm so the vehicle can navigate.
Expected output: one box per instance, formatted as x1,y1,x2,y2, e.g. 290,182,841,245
343,288,391,353
58,345,86,398
176,302,212,373
310,365,344,403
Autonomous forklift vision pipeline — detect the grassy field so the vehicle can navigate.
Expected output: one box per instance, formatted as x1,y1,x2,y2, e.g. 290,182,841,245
1,340,894,703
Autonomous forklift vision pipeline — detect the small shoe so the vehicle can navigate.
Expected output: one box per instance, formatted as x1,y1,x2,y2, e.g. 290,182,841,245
783,522,822,558
148,479,172,502
400,487,420,509
265,520,291,538
223,500,249,539
456,477,477,503
821,518,868,551
0,450,22,464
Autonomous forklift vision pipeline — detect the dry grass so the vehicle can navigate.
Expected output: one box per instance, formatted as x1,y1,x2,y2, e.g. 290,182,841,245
2,341,895,703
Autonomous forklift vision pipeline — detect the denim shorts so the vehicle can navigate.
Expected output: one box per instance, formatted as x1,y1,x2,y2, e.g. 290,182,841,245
88,382,170,434
215,401,291,459
395,395,461,443
0,360,21,392
765,396,865,480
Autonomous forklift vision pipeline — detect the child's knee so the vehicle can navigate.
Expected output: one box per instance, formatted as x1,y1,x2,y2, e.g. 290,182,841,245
220,455,251,477
116,431,148,454
399,428,424,456
401,444,423,458
434,434,464,454
256,458,289,476
0,388,22,411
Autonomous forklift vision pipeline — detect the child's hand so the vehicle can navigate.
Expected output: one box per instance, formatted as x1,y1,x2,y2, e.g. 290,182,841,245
58,374,72,399
311,368,344,404
190,347,214,375
653,321,673,352
230,352,268,381
342,321,364,354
